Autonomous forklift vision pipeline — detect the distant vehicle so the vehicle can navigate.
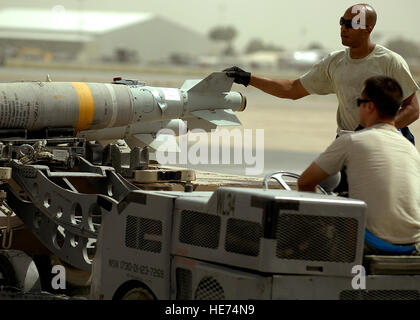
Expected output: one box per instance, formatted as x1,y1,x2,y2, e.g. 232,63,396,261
280,49,326,71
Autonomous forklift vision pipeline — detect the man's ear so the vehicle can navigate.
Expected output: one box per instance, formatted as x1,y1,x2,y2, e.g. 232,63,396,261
367,101,376,113
366,25,373,34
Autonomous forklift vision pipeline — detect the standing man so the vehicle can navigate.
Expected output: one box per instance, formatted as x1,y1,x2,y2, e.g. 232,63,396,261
297,76,420,251
224,4,419,143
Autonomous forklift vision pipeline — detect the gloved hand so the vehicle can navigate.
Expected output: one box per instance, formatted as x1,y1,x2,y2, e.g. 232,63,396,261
223,66,251,87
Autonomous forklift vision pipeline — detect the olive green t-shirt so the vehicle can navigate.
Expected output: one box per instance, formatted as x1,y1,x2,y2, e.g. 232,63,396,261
300,45,420,133
315,123,420,244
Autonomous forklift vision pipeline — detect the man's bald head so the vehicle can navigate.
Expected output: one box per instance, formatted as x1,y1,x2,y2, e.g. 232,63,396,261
344,3,377,28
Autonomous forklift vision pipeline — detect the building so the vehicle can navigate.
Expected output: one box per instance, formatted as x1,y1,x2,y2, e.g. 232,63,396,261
0,7,215,64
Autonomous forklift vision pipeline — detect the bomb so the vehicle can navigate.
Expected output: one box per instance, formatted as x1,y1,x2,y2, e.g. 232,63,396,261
0,72,246,150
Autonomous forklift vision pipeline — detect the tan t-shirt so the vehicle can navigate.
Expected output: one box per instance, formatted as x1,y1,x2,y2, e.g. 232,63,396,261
300,45,420,132
315,123,420,244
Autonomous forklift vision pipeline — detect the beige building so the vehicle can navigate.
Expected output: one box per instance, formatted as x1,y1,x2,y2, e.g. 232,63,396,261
0,7,215,64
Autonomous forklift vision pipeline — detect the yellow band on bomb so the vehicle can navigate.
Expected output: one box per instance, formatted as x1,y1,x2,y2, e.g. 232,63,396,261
72,82,94,131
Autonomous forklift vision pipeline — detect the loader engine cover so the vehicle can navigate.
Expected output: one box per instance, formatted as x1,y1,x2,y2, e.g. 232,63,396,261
172,188,367,277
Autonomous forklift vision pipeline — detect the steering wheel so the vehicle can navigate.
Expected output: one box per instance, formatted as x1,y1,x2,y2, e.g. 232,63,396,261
262,171,328,195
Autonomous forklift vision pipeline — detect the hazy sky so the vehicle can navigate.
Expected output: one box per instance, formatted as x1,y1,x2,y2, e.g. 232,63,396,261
1,0,419,52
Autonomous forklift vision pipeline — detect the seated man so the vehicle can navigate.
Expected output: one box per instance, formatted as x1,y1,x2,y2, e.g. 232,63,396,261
298,76,420,254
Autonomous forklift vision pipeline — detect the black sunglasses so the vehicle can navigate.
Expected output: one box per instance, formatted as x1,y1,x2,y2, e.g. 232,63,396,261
340,17,366,29
357,98,371,107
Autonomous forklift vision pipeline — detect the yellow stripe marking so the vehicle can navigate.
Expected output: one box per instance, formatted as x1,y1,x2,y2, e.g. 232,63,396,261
71,82,94,131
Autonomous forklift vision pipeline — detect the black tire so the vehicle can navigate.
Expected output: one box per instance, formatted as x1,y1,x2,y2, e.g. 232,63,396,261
113,280,156,300
32,255,54,292
0,252,17,288
120,287,155,300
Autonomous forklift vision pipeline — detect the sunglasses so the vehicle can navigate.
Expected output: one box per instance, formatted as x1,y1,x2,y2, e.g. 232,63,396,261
340,17,366,29
357,98,371,107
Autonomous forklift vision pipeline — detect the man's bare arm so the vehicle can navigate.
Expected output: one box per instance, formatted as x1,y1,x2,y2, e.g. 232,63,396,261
249,76,310,100
395,92,419,129
298,162,330,192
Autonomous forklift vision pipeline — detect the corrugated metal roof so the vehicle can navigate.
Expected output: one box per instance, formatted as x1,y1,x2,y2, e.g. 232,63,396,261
0,8,154,34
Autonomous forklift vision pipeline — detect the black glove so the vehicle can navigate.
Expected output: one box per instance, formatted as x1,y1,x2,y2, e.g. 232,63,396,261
223,66,251,87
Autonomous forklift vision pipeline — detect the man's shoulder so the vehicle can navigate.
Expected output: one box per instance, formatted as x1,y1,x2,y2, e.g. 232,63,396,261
374,44,408,63
345,126,388,144
375,44,398,55
328,49,346,57
352,125,416,148
332,132,353,146
323,49,346,62
312,49,347,72
352,125,395,137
